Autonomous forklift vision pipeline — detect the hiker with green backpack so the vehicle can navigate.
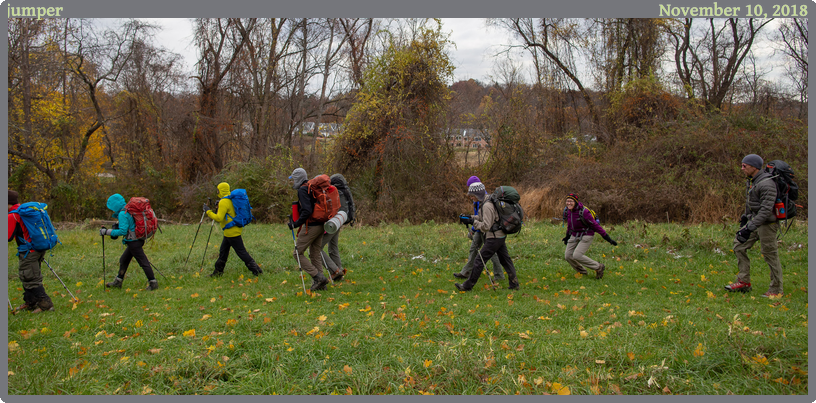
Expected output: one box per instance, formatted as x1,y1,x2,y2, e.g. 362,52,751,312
8,190,56,313
205,182,263,277
100,194,160,291
454,177,502,281
454,186,522,292
562,193,617,279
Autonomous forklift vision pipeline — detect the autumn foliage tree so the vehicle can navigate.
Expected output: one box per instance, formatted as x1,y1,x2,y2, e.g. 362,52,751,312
331,23,458,222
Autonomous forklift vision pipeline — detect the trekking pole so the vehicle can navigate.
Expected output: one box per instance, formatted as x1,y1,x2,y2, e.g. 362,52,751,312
149,262,168,281
289,217,307,294
8,298,13,311
43,259,78,302
320,251,335,285
198,219,216,274
101,229,107,289
184,211,207,271
476,249,498,291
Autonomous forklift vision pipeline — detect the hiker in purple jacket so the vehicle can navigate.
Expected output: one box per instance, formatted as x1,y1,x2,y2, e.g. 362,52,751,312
562,193,617,279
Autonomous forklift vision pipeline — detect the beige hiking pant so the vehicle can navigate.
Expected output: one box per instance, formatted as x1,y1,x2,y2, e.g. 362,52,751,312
564,235,601,273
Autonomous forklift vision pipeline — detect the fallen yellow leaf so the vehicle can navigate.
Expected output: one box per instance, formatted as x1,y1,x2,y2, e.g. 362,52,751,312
183,329,196,337
343,365,353,374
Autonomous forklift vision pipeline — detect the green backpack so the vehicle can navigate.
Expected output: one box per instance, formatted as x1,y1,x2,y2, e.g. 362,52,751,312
489,186,524,235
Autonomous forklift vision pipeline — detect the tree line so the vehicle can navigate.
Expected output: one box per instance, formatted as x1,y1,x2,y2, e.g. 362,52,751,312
7,18,808,223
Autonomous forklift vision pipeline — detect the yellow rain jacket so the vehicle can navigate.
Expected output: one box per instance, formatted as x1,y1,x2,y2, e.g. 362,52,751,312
207,182,241,238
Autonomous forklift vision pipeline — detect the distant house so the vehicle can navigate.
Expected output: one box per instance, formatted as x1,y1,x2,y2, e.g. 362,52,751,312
447,128,489,149
297,122,343,137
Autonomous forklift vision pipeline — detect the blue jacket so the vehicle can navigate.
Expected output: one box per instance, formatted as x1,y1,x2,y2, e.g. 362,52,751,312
106,194,137,243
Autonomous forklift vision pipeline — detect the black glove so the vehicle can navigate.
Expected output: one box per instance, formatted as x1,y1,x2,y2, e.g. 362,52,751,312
739,214,748,227
602,234,618,246
562,236,569,245
203,203,210,212
287,216,295,230
459,215,474,226
99,228,112,237
736,227,752,243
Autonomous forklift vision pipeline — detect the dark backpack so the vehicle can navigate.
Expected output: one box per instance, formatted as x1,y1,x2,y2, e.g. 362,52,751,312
223,189,255,229
10,202,61,256
124,197,159,240
489,186,524,235
331,176,355,225
764,160,799,221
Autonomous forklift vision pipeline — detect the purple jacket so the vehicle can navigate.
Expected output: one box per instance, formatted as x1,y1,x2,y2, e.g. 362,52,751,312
565,202,607,237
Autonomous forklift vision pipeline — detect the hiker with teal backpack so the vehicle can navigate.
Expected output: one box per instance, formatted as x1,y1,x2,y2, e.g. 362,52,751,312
8,190,57,313
454,186,522,292
562,193,617,279
454,176,502,280
205,182,262,277
101,194,160,291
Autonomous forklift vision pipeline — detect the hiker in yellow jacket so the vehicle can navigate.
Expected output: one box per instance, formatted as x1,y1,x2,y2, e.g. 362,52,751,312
205,182,262,277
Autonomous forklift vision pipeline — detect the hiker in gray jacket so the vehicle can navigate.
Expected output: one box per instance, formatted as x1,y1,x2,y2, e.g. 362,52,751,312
454,177,502,280
454,189,519,292
725,154,783,297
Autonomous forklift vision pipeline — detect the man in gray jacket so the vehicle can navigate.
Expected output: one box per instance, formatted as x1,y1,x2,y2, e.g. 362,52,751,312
454,192,519,292
724,154,782,297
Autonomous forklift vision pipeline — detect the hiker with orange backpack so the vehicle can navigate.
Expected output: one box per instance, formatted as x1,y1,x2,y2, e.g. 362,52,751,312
100,194,159,291
8,190,56,313
288,168,338,292
205,182,263,277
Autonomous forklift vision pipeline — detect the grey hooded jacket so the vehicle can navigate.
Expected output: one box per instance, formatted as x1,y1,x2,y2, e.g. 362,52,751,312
745,170,777,231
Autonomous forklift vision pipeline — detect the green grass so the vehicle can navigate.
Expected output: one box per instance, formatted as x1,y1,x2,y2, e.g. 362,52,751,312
6,219,809,395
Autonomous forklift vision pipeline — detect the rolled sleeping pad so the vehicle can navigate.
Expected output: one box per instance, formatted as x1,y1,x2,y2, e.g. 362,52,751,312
291,201,299,222
324,210,348,234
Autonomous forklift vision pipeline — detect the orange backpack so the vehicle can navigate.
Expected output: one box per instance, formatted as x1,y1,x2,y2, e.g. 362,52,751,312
304,175,340,230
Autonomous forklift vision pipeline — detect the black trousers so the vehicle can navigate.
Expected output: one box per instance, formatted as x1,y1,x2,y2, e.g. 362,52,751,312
214,235,258,273
118,239,155,281
463,237,518,289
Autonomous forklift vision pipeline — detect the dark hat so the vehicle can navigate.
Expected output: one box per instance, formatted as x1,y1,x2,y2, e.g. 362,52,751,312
741,154,763,170
566,193,579,203
8,190,18,205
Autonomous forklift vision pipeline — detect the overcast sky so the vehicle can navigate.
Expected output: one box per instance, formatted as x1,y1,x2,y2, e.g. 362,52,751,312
141,18,527,85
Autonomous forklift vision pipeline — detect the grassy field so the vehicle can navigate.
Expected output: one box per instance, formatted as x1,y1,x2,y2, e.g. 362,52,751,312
6,219,809,395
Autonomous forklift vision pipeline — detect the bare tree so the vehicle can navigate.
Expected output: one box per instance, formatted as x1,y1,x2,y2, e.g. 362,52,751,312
495,18,602,132
777,18,807,117
665,18,773,111
188,18,251,181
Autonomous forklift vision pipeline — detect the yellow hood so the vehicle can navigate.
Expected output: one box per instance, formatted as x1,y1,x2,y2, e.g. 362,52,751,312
217,182,231,198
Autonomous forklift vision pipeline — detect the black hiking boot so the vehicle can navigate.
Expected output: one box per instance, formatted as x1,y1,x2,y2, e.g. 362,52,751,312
145,280,159,291
106,277,124,288
311,273,329,291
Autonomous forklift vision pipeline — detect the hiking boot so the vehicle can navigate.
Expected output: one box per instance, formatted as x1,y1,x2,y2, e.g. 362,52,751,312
760,291,783,298
208,271,224,278
15,303,31,311
145,280,159,291
31,297,54,314
454,283,472,292
575,267,588,275
595,264,605,280
248,263,263,276
724,281,751,293
453,272,468,279
508,279,520,290
331,268,346,282
106,277,124,288
310,273,329,291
